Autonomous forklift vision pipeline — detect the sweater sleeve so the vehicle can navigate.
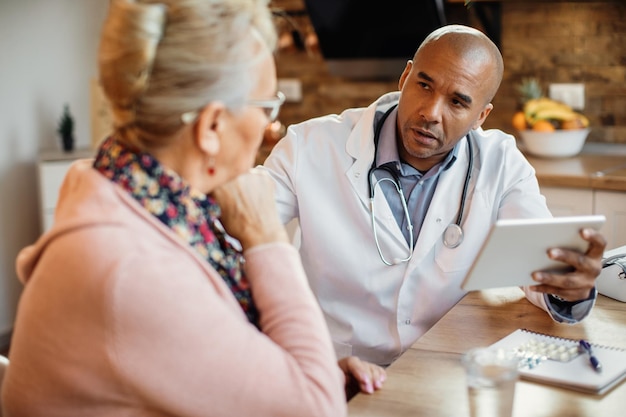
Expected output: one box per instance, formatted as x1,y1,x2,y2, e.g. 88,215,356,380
110,239,346,417
244,242,346,415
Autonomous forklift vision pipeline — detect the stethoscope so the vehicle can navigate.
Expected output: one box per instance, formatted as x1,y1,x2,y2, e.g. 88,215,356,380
367,103,474,265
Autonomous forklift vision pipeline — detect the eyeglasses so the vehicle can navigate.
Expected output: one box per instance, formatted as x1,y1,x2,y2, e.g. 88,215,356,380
247,91,285,123
181,91,286,125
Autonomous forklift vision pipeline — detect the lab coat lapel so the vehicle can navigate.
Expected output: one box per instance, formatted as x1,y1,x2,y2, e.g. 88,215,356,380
344,118,373,209
345,92,400,208
344,95,385,209
345,95,407,249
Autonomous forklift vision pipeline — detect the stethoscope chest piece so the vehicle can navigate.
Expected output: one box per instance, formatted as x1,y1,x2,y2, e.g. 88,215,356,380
443,223,464,249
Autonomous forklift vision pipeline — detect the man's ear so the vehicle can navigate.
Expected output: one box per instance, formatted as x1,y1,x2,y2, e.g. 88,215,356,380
472,103,494,130
398,60,413,91
194,102,225,156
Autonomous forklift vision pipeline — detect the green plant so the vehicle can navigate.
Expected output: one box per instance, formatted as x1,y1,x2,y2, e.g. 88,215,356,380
57,104,74,137
515,77,544,106
57,104,75,151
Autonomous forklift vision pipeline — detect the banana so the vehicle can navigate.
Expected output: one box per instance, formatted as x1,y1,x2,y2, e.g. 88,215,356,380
523,97,587,128
533,107,578,122
523,98,558,118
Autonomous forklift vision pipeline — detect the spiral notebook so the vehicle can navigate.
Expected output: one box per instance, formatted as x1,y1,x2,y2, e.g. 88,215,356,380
488,329,626,395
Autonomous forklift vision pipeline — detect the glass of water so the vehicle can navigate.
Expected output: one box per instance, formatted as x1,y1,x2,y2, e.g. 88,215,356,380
462,347,519,417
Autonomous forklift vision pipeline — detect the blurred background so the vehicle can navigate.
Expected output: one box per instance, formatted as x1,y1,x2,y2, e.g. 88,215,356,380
0,0,624,353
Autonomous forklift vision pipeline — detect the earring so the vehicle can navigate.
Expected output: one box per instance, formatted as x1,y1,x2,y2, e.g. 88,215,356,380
207,156,216,176
204,132,219,176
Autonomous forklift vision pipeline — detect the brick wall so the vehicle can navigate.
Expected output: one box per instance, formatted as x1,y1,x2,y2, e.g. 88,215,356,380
267,0,626,161
495,1,626,144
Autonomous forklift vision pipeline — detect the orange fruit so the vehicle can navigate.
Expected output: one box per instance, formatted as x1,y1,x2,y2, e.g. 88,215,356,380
511,111,527,131
532,120,556,132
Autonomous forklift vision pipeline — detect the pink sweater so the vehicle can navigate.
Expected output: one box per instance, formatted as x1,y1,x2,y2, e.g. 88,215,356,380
2,160,346,417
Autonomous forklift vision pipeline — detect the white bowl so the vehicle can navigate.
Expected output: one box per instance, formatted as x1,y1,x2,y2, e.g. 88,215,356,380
518,128,590,158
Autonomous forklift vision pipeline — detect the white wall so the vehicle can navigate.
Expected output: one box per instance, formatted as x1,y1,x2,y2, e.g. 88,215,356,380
0,0,108,341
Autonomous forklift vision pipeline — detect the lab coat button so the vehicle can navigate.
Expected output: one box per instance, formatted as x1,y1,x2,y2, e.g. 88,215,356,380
354,172,360,178
404,319,411,325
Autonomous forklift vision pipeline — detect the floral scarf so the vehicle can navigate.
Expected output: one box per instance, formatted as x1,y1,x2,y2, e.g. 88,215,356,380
93,136,259,326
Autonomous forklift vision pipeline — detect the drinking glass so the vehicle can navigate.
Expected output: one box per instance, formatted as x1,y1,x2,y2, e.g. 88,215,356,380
462,347,519,417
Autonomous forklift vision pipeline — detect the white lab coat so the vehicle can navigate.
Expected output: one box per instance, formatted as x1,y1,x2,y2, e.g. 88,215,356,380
263,92,555,366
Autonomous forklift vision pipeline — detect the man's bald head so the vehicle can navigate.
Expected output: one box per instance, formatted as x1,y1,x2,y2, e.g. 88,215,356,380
414,25,504,103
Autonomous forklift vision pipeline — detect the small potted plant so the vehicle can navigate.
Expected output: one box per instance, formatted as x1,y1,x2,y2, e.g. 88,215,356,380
57,104,75,152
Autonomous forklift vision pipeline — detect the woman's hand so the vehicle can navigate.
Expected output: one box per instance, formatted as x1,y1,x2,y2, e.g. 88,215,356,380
338,356,387,399
211,168,288,250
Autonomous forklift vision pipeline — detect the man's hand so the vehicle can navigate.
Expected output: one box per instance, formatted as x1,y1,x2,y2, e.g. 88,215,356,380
338,356,386,400
530,227,606,301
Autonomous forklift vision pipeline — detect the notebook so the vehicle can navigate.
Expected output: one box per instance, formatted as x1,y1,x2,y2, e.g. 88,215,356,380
487,328,626,395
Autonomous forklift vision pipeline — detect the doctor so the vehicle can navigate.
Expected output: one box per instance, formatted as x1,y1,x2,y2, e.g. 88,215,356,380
262,25,605,391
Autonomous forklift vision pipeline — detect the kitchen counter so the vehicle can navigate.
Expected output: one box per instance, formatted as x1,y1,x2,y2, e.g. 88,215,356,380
525,143,626,192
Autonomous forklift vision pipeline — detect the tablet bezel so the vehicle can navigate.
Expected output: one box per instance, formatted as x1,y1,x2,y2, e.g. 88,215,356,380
460,215,606,291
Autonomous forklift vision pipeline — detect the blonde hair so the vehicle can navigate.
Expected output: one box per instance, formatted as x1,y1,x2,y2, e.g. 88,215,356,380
98,0,277,149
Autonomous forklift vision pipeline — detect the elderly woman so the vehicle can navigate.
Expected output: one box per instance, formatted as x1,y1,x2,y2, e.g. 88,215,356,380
1,1,346,416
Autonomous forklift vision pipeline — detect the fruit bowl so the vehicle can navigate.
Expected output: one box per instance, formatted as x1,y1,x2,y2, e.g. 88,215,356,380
518,128,590,158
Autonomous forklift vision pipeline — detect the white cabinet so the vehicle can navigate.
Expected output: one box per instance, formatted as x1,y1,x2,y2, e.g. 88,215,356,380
594,190,626,249
540,187,593,217
37,149,94,233
541,186,626,249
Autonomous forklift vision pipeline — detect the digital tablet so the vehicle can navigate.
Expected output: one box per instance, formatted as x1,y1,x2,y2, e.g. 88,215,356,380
460,215,606,291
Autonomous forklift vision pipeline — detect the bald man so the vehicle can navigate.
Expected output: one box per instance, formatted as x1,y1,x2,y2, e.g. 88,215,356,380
262,25,605,394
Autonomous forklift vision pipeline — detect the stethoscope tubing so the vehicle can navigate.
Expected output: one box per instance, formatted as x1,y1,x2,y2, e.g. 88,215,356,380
444,134,473,249
369,175,414,265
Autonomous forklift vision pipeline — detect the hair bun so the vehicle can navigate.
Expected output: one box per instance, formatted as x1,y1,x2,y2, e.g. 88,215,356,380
98,0,166,116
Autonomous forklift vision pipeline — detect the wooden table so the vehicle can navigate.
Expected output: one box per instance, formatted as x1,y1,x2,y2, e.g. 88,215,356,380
348,288,626,417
